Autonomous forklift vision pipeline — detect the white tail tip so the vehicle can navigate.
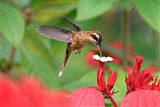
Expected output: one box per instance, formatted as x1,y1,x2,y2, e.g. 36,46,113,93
59,70,63,77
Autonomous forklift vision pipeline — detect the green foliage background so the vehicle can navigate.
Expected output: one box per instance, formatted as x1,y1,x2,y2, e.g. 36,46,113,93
0,0,159,106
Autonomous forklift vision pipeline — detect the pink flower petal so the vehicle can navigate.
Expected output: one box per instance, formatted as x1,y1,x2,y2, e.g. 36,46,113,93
70,87,105,107
121,90,160,107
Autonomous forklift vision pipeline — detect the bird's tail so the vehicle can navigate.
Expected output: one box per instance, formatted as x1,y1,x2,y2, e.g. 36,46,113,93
59,63,65,77
59,44,71,77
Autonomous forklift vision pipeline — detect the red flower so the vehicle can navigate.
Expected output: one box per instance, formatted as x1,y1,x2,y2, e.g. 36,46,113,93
110,40,122,51
97,60,106,91
95,56,118,107
110,40,134,57
0,75,70,107
70,55,118,107
144,77,160,91
19,77,70,107
121,56,160,107
109,40,134,65
143,65,159,73
0,76,28,107
125,56,153,94
107,72,118,91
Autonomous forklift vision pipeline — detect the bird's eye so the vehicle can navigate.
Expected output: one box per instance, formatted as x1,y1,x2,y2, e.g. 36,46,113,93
90,34,99,41
90,33,102,46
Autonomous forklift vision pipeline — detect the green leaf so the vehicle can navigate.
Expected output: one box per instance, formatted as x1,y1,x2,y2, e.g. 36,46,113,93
106,63,121,71
0,36,11,60
113,72,126,103
20,45,59,88
134,0,160,33
35,4,76,22
0,2,25,47
32,0,77,22
80,71,97,82
120,0,132,10
76,0,116,21
14,0,31,8
63,71,97,91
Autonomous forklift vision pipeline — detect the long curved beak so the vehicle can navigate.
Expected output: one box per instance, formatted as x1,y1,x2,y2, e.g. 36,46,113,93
95,42,102,56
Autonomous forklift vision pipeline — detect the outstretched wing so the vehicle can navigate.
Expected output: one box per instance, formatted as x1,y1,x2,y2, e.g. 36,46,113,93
63,17,82,31
37,26,73,43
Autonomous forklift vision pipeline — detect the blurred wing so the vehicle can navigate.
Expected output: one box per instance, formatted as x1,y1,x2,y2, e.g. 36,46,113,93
63,17,82,31
37,26,73,43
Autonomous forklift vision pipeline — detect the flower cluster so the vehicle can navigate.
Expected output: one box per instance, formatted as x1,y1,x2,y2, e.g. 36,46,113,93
125,56,153,93
70,55,118,107
121,56,160,107
0,55,159,107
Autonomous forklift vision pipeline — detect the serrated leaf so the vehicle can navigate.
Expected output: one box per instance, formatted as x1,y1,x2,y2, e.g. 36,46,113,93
0,2,25,47
134,0,160,33
76,0,116,21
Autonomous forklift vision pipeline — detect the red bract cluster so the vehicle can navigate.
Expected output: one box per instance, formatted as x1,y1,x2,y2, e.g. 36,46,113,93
121,56,160,107
125,56,152,93
0,76,70,107
97,60,118,107
70,55,118,107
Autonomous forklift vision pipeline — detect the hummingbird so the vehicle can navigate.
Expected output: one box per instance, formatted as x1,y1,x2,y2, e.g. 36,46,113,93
37,18,102,77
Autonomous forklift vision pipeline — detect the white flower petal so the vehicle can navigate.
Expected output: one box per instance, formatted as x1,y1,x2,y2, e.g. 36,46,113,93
106,57,114,61
92,55,113,62
92,55,101,60
99,57,108,62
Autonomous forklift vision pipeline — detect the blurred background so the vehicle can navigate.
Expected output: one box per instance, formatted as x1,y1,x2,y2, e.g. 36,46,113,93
0,0,159,105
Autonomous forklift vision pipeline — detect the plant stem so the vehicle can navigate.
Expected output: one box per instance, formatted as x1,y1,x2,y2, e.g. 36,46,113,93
8,47,15,71
109,95,118,107
156,33,160,62
121,9,130,71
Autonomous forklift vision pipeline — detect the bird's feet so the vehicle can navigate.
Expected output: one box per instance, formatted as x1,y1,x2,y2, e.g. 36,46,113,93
74,50,81,54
